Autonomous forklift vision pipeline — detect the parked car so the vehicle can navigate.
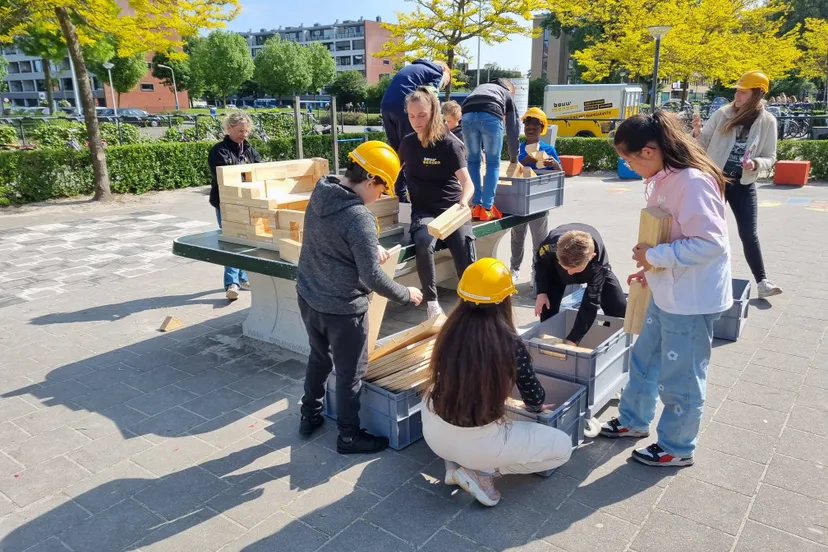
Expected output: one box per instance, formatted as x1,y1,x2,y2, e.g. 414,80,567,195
99,108,163,127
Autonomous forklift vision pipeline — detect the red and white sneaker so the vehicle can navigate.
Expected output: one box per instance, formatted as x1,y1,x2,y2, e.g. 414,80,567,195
632,443,694,467
599,417,650,438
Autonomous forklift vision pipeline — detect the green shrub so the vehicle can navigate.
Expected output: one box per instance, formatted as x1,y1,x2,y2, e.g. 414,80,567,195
30,122,85,148
258,112,312,138
554,137,619,171
0,125,18,145
99,123,143,145
160,126,205,143
319,112,382,126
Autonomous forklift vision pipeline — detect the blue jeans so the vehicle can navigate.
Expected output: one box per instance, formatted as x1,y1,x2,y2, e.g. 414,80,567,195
462,112,504,209
618,300,721,458
215,208,248,290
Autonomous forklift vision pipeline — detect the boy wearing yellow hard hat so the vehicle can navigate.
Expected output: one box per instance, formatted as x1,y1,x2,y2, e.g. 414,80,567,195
297,141,424,454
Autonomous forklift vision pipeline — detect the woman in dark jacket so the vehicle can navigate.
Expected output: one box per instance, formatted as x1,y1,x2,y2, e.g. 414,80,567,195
208,111,262,300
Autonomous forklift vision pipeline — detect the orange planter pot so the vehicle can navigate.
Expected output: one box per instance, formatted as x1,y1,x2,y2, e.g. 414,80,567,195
773,160,810,186
558,155,584,177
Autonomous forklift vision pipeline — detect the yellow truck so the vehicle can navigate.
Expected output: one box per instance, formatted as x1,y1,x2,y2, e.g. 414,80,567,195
542,84,643,138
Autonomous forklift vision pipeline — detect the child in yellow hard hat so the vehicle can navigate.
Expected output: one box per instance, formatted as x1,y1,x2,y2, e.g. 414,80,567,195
421,258,572,507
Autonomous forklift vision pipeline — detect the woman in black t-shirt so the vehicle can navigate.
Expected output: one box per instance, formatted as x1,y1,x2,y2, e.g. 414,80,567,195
399,87,476,319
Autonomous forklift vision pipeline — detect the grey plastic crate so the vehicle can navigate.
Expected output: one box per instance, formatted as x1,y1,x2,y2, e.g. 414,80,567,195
713,279,751,342
522,310,631,417
506,374,587,477
495,170,565,215
323,373,423,450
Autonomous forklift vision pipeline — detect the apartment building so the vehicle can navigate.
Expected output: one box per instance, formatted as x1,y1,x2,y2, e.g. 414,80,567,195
239,17,394,85
530,18,571,84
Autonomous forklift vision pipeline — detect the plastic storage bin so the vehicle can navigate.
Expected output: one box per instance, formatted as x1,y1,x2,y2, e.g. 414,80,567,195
713,279,751,341
322,372,423,450
617,157,642,179
506,374,587,476
495,170,565,216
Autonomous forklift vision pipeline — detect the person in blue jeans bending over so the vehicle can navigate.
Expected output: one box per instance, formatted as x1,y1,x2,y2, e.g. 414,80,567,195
461,78,520,221
208,111,262,300
601,111,732,468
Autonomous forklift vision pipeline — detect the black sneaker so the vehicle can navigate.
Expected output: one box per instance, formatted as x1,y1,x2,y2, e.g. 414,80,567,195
599,417,650,438
631,443,694,467
337,430,389,454
299,415,324,437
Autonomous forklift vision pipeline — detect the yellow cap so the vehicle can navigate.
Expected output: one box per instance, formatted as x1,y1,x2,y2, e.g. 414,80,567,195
348,141,401,196
457,258,517,305
735,71,769,94
521,107,548,135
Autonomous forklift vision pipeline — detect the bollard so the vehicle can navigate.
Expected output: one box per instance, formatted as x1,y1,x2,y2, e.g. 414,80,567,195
293,95,303,159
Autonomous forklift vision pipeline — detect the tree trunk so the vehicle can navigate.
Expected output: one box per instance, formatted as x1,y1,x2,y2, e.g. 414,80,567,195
43,58,55,115
444,48,455,101
55,7,111,201
681,80,689,102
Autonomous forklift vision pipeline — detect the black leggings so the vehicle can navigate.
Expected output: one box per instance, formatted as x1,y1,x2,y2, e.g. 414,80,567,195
725,181,766,282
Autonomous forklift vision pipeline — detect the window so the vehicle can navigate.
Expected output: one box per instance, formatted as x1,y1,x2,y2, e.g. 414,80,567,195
19,60,32,73
383,60,390,65
3,45,17,55
8,62,19,74
62,78,74,91
9,81,23,92
33,60,42,72
22,80,35,92
140,83,155,92
353,54,364,65
337,56,351,66
36,80,46,91
336,41,350,51
324,42,333,51
352,39,365,50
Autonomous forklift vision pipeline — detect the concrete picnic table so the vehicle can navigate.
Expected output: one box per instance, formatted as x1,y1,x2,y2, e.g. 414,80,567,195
172,211,546,355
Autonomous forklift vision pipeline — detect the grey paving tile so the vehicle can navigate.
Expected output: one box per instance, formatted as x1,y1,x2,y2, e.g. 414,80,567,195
5,426,91,468
57,497,163,552
714,400,787,436
419,529,493,552
0,397,38,423
740,363,806,392
679,447,765,496
0,495,90,552
569,466,663,524
751,350,810,374
698,421,777,464
227,370,289,399
9,404,89,437
735,520,828,552
804,368,828,391
633,510,734,552
68,404,148,440
135,506,247,552
496,471,582,512
709,349,752,370
206,471,302,529
170,351,235,375
175,368,243,396
133,465,230,520
251,414,333,456
188,411,267,449
181,387,253,419
269,358,307,380
788,405,828,438
750,483,828,547
22,536,73,552
131,436,219,477
0,421,32,451
760,336,818,359
124,366,191,393
706,364,742,388
591,439,679,488
450,497,548,550
122,348,187,372
268,442,353,490
62,459,156,514
539,499,637,552
768,325,824,344
796,385,828,413
67,431,154,474
365,483,464,545
764,453,828,502
69,381,145,412
125,384,199,416
320,519,415,551
285,476,381,536
727,380,798,413
198,437,288,481
25,361,94,385
0,456,89,508
238,390,300,423
779,428,828,465
658,476,751,535
74,362,141,390
127,406,207,442
336,450,425,497
218,510,328,552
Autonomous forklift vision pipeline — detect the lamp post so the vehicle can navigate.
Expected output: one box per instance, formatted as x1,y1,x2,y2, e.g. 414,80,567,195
157,63,180,112
647,26,672,112
475,0,482,87
102,62,117,117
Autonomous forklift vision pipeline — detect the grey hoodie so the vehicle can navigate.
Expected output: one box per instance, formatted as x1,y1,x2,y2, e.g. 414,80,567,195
296,176,411,315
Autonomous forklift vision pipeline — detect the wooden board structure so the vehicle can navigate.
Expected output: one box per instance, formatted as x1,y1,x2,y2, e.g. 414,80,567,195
637,207,672,274
366,245,403,353
427,204,472,239
623,280,651,335
368,314,446,362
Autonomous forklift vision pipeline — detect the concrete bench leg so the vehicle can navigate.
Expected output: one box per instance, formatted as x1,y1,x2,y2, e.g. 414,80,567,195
242,272,310,355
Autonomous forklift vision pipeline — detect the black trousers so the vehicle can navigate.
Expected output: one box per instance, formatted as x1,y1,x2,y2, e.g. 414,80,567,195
539,268,628,322
298,295,368,439
410,216,477,302
725,181,766,282
381,106,414,202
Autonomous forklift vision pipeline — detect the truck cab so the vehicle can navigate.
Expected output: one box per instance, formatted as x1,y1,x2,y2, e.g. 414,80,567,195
542,84,643,138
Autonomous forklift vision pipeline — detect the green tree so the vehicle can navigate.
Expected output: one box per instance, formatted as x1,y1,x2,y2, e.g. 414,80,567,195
191,30,254,108
779,0,828,35
89,51,148,105
365,74,392,108
253,36,311,98
0,55,7,93
327,70,368,106
529,77,547,106
799,18,828,109
16,25,66,114
305,41,336,97
151,39,205,106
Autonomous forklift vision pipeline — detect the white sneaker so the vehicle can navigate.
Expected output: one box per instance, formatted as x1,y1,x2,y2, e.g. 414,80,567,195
757,279,782,299
226,284,240,300
510,269,520,283
454,467,501,507
444,460,459,486
426,301,444,319
240,281,251,291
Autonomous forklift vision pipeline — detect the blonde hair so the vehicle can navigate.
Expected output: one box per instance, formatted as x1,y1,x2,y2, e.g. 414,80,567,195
557,230,595,268
434,60,451,89
406,86,446,147
723,89,765,135
223,111,253,133
441,100,462,119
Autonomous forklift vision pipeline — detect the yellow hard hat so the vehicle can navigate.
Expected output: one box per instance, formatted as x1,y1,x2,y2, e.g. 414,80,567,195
521,107,548,135
348,141,401,196
735,71,769,94
457,258,517,305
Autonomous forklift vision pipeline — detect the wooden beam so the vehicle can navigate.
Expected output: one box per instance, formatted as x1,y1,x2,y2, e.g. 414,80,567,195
528,334,593,354
221,221,272,240
366,343,436,379
367,196,400,219
427,204,472,240
219,203,251,225
276,209,306,230
637,207,673,273
623,280,652,335
277,238,302,264
366,245,402,354
368,314,446,362
159,316,184,332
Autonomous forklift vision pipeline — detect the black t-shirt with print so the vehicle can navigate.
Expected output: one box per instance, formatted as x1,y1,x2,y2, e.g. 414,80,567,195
398,131,467,217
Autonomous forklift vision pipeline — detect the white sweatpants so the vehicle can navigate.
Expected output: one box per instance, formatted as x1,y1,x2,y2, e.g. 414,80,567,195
422,406,572,475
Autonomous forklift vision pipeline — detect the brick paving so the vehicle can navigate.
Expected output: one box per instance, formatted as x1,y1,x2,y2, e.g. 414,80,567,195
0,178,827,551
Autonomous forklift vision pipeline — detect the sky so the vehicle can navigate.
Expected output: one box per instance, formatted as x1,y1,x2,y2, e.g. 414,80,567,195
226,0,534,75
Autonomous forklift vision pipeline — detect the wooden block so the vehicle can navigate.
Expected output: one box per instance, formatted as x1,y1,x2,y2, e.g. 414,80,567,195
249,209,277,233
276,209,306,230
368,315,446,362
500,161,522,178
219,203,251,225
427,204,472,240
378,224,404,239
216,165,253,187
159,316,184,332
529,334,593,354
366,245,402,353
265,177,297,197
637,207,672,273
222,197,282,209
240,182,266,200
221,221,272,241
367,196,400,219
623,280,652,335
376,214,398,230
278,238,302,264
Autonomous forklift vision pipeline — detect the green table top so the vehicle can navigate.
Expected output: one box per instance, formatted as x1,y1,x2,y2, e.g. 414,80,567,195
172,211,546,280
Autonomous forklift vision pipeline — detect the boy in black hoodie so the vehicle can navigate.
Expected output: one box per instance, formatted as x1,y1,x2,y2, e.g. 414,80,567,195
296,141,423,454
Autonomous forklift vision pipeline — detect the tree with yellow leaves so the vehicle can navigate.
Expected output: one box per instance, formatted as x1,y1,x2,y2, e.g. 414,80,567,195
799,18,828,109
0,0,239,200
376,0,540,99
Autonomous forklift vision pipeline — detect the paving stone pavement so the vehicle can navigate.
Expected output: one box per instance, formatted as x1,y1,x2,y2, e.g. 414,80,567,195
0,179,827,551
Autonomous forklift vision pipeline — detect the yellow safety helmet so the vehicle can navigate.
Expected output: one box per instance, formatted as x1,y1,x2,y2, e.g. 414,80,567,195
735,71,769,94
521,107,548,135
348,141,401,197
457,258,517,305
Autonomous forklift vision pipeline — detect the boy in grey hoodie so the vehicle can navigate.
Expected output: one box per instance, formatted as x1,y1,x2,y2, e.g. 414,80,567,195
296,141,423,454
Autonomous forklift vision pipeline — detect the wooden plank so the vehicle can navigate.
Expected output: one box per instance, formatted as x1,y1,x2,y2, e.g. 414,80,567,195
367,196,400,219
249,209,277,233
240,182,267,200
376,214,398,230
366,245,402,354
529,334,593,354
378,225,404,239
500,161,522,178
623,280,652,335
159,316,184,332
216,165,253,187
366,346,435,380
637,207,672,273
219,203,251,225
221,197,283,209
368,314,446,362
367,337,436,373
427,204,471,240
221,221,272,241
277,238,302,264
276,209,306,230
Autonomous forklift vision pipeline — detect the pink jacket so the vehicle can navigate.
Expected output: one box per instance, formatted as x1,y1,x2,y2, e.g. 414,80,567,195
643,167,733,315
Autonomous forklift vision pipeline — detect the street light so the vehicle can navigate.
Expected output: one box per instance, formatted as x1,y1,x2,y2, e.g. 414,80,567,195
647,25,672,112
156,64,180,112
102,61,118,117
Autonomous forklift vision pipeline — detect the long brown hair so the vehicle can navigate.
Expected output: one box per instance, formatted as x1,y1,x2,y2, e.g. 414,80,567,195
723,89,765,134
405,86,446,147
425,298,519,427
614,111,727,196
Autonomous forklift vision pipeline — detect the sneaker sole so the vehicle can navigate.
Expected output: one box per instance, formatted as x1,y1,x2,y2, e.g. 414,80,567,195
226,290,239,300
599,430,650,439
631,454,694,467
758,289,782,299
454,470,500,507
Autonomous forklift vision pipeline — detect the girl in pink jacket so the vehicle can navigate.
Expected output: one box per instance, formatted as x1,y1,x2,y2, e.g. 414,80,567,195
600,111,733,468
